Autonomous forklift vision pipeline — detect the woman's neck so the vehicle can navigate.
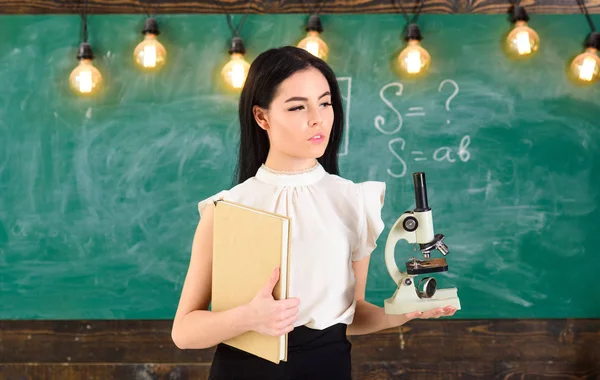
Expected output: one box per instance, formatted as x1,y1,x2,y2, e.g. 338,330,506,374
263,153,318,173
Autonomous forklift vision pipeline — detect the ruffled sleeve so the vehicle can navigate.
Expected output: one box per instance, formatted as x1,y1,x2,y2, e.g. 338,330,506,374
197,190,229,217
352,181,386,261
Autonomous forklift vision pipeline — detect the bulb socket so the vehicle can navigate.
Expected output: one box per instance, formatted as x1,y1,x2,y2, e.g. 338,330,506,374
306,14,323,33
584,31,600,50
142,17,160,36
509,5,530,23
77,42,94,60
405,23,423,42
229,36,246,55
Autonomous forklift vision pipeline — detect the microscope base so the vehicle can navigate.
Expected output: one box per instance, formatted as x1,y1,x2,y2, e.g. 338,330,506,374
384,281,461,315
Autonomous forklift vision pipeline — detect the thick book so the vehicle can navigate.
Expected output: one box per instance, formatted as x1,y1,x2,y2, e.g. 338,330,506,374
211,199,292,364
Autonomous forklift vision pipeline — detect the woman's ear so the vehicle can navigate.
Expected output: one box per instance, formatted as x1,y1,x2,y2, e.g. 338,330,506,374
253,105,270,131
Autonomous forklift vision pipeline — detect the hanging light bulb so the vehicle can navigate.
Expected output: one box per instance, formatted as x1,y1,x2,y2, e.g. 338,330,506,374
133,17,167,71
297,14,329,61
221,37,251,90
397,24,431,76
69,42,102,95
571,49,600,82
570,31,600,83
505,5,540,57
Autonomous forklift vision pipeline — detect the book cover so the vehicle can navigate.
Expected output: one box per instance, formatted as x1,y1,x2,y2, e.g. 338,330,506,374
211,199,291,364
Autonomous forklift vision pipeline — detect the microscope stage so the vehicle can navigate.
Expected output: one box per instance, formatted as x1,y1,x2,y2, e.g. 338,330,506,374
405,257,448,275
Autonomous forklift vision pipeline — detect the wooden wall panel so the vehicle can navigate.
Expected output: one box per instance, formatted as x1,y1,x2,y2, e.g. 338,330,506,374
1,319,599,379
1,0,599,15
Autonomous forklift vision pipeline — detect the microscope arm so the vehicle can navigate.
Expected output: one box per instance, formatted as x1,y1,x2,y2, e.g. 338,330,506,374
384,213,416,285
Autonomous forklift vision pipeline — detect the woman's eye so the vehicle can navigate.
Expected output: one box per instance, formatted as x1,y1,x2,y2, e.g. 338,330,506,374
288,102,331,112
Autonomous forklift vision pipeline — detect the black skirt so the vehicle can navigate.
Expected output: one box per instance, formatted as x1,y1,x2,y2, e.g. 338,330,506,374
208,323,352,380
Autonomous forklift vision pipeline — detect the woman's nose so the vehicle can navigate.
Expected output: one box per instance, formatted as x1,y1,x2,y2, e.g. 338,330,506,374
308,109,323,127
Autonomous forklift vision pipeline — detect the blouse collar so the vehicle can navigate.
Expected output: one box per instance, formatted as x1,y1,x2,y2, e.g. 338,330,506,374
255,161,327,186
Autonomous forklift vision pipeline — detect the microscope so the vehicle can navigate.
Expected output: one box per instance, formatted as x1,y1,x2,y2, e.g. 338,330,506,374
384,172,461,315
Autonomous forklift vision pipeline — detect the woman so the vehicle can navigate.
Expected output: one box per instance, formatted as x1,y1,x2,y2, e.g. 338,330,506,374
171,46,457,380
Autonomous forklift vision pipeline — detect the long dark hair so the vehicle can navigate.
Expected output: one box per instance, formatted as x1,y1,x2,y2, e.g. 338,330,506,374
234,46,344,185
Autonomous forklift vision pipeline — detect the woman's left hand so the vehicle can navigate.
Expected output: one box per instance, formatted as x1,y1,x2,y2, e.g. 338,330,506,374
405,306,457,320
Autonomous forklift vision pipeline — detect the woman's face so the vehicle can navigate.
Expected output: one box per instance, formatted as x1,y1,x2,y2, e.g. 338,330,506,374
253,67,334,163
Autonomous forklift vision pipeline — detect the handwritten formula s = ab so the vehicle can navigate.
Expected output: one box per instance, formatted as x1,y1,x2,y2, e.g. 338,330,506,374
373,79,471,178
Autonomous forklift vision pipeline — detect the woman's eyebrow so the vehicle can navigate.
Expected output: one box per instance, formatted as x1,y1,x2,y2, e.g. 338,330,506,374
284,91,331,103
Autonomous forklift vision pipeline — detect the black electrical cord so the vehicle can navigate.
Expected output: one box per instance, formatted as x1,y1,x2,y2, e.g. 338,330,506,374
212,0,251,38
81,0,88,43
212,0,253,55
299,0,326,34
391,0,426,41
575,0,600,50
76,0,94,60
137,0,161,36
300,0,326,16
140,0,161,18
576,0,597,32
392,0,425,26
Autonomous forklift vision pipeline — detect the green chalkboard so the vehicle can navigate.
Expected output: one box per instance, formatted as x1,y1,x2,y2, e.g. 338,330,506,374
1,14,599,320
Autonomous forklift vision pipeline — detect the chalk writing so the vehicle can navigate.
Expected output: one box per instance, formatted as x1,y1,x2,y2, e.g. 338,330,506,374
386,135,471,178
374,82,404,135
438,79,459,124
375,79,471,178
337,77,352,156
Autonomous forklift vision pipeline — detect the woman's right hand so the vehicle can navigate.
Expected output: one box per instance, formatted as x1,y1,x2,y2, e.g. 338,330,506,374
246,267,300,337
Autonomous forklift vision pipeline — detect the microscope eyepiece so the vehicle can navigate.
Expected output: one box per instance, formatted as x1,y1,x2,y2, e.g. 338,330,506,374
412,172,431,212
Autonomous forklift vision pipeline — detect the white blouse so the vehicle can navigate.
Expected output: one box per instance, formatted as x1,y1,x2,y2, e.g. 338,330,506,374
198,162,386,330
